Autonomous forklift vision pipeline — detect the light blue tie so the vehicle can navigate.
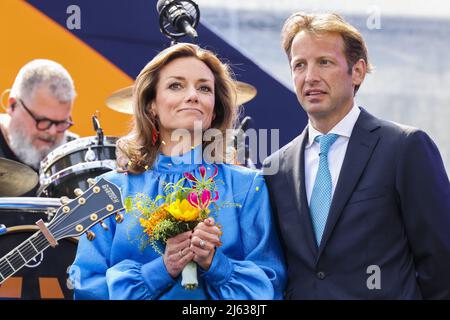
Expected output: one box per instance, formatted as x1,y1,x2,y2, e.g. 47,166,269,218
310,133,339,246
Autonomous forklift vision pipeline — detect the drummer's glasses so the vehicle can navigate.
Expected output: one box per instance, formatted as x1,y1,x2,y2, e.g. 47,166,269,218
18,98,74,132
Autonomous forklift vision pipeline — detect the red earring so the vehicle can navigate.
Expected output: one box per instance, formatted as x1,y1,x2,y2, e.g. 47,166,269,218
151,129,158,146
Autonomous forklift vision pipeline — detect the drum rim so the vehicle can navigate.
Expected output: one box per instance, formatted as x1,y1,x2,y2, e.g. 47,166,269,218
0,197,61,210
38,160,117,196
40,136,118,171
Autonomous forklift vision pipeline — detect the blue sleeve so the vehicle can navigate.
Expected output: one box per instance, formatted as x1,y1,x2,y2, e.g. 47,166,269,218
70,219,176,300
201,172,287,299
106,257,176,299
70,218,115,300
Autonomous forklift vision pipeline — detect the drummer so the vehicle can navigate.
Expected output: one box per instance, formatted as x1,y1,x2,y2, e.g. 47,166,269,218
0,59,79,196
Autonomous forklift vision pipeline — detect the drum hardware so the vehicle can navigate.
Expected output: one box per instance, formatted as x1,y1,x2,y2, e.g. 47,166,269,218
84,147,97,162
0,197,61,228
105,81,257,115
37,135,118,198
0,158,38,197
46,207,57,220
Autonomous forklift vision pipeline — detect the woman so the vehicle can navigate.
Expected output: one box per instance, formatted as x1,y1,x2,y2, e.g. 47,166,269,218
70,43,286,300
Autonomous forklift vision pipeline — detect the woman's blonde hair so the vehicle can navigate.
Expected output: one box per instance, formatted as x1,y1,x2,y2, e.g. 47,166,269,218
117,43,238,173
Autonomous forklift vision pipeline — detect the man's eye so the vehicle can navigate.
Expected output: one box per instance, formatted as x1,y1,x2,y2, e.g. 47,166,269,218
294,62,305,69
320,60,331,65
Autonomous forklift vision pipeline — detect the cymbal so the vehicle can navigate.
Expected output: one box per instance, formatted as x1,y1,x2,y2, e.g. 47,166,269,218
105,81,257,114
234,81,257,106
105,86,134,115
0,158,38,196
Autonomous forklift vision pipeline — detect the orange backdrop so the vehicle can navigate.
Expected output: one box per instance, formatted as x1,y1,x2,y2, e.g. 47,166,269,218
0,0,133,138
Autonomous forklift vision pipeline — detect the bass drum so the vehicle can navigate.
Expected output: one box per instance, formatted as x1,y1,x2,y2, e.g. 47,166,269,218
38,136,118,198
0,225,78,300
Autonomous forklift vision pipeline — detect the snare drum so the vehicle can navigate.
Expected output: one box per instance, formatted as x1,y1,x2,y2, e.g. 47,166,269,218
0,225,77,300
0,197,60,228
38,136,118,198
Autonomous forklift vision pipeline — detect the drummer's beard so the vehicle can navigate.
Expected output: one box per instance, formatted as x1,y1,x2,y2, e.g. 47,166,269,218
8,127,64,170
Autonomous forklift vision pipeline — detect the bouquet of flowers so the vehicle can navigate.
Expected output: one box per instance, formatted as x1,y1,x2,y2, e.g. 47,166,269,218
125,165,222,290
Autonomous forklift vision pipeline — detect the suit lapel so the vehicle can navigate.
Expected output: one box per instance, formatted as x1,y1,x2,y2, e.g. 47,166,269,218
283,127,319,257
318,109,381,257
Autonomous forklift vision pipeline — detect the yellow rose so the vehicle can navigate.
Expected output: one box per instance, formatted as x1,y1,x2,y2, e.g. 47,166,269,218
167,199,200,222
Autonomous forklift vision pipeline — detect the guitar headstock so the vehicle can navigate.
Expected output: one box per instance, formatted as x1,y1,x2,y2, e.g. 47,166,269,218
48,178,124,240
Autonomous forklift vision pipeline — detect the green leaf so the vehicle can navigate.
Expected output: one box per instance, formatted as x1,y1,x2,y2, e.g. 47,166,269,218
124,197,133,212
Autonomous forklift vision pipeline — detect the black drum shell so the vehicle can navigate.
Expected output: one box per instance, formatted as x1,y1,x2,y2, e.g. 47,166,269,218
44,145,116,177
38,136,118,198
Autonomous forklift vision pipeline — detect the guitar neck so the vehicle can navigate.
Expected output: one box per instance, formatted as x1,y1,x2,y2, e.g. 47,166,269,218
0,231,50,284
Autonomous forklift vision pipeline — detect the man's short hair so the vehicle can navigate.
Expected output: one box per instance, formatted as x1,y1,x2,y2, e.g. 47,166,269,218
281,12,372,94
10,59,76,102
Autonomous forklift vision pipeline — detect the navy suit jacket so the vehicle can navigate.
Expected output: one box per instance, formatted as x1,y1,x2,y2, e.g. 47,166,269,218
263,108,450,299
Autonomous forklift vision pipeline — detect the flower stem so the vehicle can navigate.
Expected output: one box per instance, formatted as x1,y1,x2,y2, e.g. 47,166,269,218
181,261,198,290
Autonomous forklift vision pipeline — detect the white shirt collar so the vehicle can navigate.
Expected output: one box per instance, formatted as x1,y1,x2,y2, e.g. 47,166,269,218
306,105,361,148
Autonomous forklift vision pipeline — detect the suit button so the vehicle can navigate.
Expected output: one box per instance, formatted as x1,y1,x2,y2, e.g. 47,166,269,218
316,271,326,280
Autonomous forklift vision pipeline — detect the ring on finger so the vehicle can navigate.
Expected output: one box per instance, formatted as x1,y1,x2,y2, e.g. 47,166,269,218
179,249,185,258
199,239,206,248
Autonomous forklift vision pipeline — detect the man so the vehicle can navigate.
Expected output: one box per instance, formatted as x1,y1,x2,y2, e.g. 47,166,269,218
263,12,450,299
0,59,78,196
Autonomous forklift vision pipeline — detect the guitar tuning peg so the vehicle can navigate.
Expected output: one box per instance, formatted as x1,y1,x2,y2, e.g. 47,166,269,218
74,188,83,197
100,221,109,231
115,213,124,224
60,196,70,205
87,178,96,187
86,231,96,241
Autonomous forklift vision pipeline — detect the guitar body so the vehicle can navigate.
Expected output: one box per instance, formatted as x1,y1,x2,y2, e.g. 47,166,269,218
0,178,124,299
0,226,77,299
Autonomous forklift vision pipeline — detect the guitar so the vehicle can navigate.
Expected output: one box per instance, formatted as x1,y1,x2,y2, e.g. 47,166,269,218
0,178,124,285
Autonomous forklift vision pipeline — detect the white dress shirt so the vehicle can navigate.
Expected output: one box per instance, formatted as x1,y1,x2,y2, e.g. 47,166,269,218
304,106,361,205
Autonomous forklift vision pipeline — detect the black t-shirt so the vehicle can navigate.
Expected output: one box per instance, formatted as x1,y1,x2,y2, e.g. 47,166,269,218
0,129,39,197
0,127,22,162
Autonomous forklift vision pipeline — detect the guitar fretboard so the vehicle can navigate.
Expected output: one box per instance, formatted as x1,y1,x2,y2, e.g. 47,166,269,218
0,231,50,283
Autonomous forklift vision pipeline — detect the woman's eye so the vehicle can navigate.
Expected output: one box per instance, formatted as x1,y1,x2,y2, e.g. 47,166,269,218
169,82,182,90
199,85,212,93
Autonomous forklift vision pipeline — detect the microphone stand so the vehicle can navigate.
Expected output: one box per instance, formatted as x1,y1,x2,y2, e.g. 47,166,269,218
156,1,256,169
233,116,256,169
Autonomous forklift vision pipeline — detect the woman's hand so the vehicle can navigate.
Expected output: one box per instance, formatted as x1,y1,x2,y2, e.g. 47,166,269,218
163,231,194,278
190,217,222,271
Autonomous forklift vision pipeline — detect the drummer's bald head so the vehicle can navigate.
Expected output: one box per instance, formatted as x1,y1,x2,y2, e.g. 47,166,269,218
9,59,76,103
